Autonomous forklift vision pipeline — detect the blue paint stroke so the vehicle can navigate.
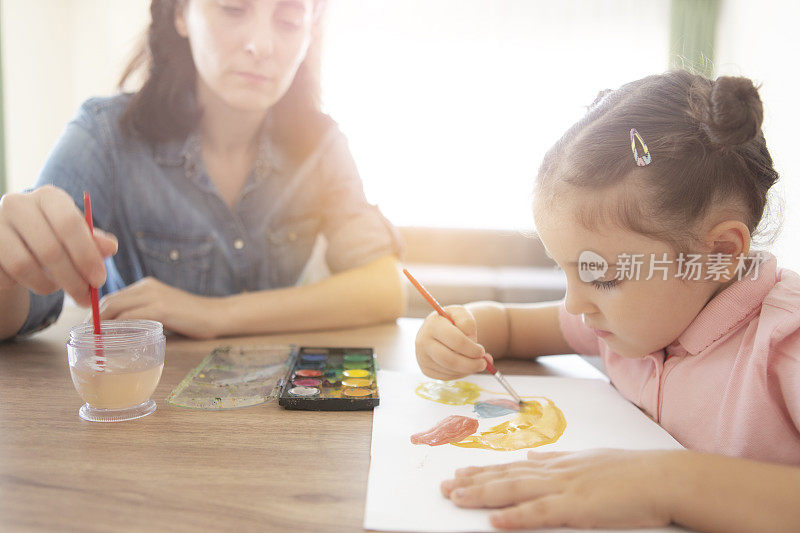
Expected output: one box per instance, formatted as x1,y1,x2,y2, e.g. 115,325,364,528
473,401,518,418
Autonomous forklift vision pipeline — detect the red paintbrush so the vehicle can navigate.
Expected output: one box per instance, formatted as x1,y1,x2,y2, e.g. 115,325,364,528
83,192,104,370
83,192,102,336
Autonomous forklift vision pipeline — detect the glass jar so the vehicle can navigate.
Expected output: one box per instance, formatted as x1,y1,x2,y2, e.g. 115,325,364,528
67,320,165,422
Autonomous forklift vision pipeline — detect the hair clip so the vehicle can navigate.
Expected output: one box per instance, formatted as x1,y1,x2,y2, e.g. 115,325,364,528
630,128,652,166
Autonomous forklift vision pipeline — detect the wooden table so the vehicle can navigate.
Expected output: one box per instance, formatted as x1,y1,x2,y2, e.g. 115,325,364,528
0,305,604,532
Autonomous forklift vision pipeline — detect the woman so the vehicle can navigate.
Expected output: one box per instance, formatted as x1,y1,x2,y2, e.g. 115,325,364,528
0,0,404,341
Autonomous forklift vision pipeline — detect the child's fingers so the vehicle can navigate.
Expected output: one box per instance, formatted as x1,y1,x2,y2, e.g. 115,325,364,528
526,450,569,462
419,344,481,381
525,449,602,471
416,342,457,379
442,462,539,496
454,460,534,479
418,361,464,381
444,305,479,341
489,495,568,530
449,475,554,509
415,309,486,379
427,339,487,375
431,315,485,360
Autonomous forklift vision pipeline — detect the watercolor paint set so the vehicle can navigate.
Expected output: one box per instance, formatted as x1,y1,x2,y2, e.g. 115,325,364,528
278,346,379,410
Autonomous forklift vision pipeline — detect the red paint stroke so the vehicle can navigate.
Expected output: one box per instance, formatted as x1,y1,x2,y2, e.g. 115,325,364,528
410,415,479,446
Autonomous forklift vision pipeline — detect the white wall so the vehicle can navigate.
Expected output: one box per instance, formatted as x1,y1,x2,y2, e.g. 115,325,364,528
1,0,148,193
715,0,800,271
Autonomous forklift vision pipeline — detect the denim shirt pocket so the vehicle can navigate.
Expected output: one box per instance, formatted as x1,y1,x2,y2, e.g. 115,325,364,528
135,231,214,295
268,216,320,286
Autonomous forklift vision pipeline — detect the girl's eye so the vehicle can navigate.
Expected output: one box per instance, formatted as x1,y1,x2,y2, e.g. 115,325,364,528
591,279,620,291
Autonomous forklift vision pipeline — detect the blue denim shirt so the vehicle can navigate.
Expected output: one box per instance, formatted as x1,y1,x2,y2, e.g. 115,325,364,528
18,95,401,336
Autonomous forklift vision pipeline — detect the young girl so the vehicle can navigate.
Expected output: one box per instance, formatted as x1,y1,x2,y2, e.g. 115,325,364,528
415,70,800,531
0,0,404,341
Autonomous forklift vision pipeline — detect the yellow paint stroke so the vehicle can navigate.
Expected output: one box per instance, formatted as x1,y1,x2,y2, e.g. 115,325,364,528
415,381,481,405
414,380,567,451
453,399,566,451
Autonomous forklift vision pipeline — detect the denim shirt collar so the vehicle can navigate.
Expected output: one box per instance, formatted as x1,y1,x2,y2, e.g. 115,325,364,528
153,127,278,186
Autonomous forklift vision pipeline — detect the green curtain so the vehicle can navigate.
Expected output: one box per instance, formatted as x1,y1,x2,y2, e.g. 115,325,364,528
670,0,720,78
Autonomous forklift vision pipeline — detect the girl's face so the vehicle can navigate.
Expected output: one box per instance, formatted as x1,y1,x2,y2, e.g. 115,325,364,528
534,192,724,359
175,0,315,112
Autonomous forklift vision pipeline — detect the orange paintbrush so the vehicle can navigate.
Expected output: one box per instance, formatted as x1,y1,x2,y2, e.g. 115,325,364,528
403,268,523,404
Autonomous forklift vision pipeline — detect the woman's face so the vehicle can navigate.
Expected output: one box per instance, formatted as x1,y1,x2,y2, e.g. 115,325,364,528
175,0,315,112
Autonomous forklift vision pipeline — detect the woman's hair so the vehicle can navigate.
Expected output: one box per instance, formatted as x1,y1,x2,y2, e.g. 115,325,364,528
119,0,330,161
535,70,780,252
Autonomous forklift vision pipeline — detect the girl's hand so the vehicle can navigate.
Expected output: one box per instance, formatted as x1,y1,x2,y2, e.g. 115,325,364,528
415,305,493,380
98,277,221,339
0,186,118,306
441,449,676,530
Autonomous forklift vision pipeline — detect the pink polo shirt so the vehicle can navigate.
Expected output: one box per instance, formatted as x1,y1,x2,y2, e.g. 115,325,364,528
558,253,800,465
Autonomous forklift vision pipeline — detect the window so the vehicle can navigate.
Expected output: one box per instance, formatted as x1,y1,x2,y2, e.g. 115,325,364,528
321,0,671,229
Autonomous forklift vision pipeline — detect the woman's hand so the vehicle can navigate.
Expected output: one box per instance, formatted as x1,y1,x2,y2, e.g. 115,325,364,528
0,186,118,306
98,277,222,339
441,449,675,530
415,305,493,380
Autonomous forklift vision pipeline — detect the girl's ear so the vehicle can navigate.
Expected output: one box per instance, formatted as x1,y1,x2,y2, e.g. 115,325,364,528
704,220,752,280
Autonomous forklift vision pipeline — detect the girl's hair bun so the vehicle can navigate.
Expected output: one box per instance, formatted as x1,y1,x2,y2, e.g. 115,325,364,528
705,76,764,146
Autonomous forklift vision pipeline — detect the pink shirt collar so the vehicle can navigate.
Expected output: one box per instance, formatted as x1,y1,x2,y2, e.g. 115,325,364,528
673,252,777,355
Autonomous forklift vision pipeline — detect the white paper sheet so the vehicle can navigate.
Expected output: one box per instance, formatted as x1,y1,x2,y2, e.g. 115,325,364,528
365,370,688,533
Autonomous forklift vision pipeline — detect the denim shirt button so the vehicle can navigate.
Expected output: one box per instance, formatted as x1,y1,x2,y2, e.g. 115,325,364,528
234,238,245,250
169,249,180,261
184,161,196,179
